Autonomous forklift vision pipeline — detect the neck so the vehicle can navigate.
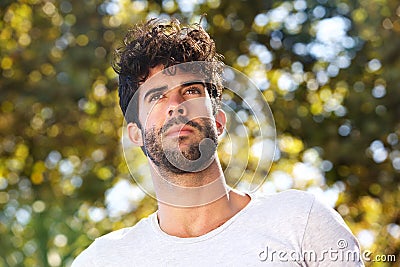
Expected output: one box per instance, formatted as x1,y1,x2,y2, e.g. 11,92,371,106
149,159,250,237
150,157,229,206
157,189,250,237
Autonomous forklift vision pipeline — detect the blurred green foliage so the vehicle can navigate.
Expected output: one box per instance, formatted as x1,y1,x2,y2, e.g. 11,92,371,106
0,0,399,266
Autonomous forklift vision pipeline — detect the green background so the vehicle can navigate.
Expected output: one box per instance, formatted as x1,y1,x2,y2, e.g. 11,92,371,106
0,0,399,266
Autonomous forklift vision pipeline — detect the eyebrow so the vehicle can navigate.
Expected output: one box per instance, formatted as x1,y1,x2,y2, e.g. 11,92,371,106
143,80,205,101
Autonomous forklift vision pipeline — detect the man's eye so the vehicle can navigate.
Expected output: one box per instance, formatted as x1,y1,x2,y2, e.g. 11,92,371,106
185,87,202,95
149,93,164,102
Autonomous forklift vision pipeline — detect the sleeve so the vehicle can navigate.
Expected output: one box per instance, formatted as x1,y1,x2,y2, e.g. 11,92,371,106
71,242,98,267
301,196,365,266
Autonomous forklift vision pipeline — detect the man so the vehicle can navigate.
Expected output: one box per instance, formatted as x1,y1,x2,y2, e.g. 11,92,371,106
73,18,364,266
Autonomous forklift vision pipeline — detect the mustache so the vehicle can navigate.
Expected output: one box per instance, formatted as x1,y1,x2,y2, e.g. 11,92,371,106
161,116,203,134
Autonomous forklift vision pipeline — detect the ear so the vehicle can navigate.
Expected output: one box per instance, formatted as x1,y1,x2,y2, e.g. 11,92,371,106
215,109,226,136
127,122,143,146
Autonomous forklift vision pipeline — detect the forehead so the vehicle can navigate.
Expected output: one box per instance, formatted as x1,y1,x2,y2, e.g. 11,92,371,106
138,65,208,96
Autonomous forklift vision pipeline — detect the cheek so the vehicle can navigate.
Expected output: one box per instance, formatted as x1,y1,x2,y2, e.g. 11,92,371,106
141,111,167,133
139,104,165,127
187,98,214,118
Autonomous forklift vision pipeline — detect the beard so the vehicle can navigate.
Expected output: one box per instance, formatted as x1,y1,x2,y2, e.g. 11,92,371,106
143,116,218,174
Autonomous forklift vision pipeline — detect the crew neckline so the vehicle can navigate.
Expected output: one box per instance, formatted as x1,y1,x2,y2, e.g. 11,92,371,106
150,193,255,243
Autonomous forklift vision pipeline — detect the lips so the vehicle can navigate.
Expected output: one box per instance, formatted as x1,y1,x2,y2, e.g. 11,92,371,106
164,124,194,137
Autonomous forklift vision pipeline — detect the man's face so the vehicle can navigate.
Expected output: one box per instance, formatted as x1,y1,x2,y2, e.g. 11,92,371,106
134,65,221,174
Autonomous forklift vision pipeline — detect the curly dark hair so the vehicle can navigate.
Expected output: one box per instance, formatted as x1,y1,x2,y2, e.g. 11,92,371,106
112,18,224,126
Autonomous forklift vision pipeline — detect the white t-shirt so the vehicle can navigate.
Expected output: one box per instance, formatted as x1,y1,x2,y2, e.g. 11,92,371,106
72,190,364,266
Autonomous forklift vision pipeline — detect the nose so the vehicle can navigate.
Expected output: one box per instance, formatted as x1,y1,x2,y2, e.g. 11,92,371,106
167,94,187,117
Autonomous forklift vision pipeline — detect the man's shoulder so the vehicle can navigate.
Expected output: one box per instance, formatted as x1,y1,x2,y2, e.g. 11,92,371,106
238,189,317,234
72,212,156,266
260,188,315,200
253,189,316,213
95,212,155,244
250,189,352,236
